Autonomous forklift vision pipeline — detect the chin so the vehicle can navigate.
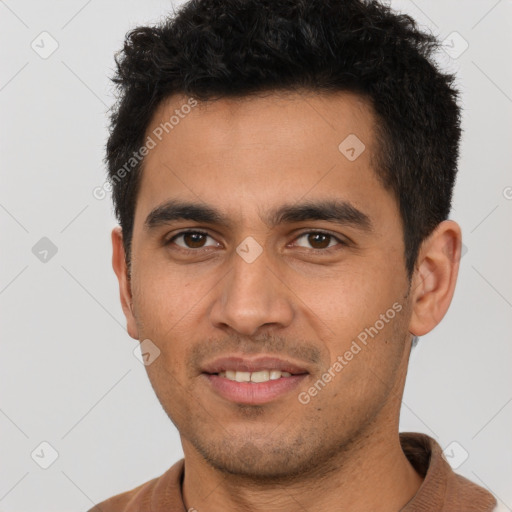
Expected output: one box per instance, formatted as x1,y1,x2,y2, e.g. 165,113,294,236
193,437,319,482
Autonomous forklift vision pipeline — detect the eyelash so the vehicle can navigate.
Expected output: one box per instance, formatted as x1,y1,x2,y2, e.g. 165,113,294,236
165,230,348,253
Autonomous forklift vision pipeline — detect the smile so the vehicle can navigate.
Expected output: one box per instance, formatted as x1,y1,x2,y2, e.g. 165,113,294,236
217,369,292,382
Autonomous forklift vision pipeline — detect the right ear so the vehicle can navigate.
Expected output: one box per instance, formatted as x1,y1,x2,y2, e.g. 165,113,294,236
111,226,139,340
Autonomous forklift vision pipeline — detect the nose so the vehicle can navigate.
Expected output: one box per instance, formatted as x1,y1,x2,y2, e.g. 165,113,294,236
209,249,294,337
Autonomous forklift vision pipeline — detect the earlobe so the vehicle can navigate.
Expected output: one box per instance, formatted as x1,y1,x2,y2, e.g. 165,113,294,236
111,226,139,340
409,220,462,337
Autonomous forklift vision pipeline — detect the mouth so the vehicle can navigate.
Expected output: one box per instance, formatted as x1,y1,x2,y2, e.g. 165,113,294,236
201,355,310,405
215,369,296,382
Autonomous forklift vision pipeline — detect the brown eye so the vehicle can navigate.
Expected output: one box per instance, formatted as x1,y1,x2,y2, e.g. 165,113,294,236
183,232,206,248
307,233,331,249
294,231,341,250
171,231,217,249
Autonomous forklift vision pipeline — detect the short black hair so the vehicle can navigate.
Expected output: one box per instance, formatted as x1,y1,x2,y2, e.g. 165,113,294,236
106,0,461,277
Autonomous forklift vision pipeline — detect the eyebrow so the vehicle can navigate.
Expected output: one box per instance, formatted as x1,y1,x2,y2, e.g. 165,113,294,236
267,200,372,231
143,199,373,232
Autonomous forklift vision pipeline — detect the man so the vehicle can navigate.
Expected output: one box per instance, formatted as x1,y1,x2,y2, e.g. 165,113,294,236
91,0,498,510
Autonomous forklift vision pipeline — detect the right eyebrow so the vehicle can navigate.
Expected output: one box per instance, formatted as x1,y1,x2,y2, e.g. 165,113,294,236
143,200,232,232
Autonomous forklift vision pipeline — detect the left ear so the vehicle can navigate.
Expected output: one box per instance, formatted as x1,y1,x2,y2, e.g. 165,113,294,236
409,220,462,337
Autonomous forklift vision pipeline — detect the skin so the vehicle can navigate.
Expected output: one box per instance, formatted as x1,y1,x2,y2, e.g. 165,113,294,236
112,91,462,512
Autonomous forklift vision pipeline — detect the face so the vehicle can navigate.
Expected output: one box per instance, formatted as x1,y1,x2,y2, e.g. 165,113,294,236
118,91,416,479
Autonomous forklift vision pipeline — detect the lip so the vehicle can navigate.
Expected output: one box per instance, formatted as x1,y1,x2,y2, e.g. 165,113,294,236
201,355,310,405
202,373,308,405
201,355,310,375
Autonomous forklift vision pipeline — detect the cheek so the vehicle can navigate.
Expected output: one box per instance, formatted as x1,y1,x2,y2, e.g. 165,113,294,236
130,278,192,378
287,260,407,343
295,271,410,405
133,258,211,333
311,308,410,428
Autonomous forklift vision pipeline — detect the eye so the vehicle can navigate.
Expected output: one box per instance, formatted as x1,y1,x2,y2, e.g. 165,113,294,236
168,231,219,249
293,231,344,250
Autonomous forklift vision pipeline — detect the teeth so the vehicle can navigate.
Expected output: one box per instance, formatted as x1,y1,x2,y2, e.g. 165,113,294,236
251,370,269,382
217,369,294,382
235,371,251,382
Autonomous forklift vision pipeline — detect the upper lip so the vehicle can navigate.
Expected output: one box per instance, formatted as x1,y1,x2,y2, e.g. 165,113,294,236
201,355,310,375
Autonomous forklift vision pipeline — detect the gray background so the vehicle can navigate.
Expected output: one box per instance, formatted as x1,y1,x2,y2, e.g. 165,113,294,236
1,0,511,510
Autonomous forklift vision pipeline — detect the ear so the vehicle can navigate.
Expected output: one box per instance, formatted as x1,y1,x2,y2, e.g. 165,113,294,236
409,220,462,337
111,226,139,340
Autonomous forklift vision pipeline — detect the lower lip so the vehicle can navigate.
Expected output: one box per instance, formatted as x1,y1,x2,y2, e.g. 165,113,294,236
202,373,308,405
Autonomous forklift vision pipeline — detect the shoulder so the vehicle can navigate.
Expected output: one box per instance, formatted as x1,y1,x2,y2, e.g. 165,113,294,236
87,476,159,512
400,432,497,511
87,459,184,512
445,472,498,511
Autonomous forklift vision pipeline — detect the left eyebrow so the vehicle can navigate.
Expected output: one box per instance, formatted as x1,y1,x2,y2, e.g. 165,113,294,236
143,198,373,233
264,200,373,232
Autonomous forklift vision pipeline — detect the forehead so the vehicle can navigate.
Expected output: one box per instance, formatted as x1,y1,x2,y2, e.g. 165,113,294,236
146,90,375,156
134,90,389,226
